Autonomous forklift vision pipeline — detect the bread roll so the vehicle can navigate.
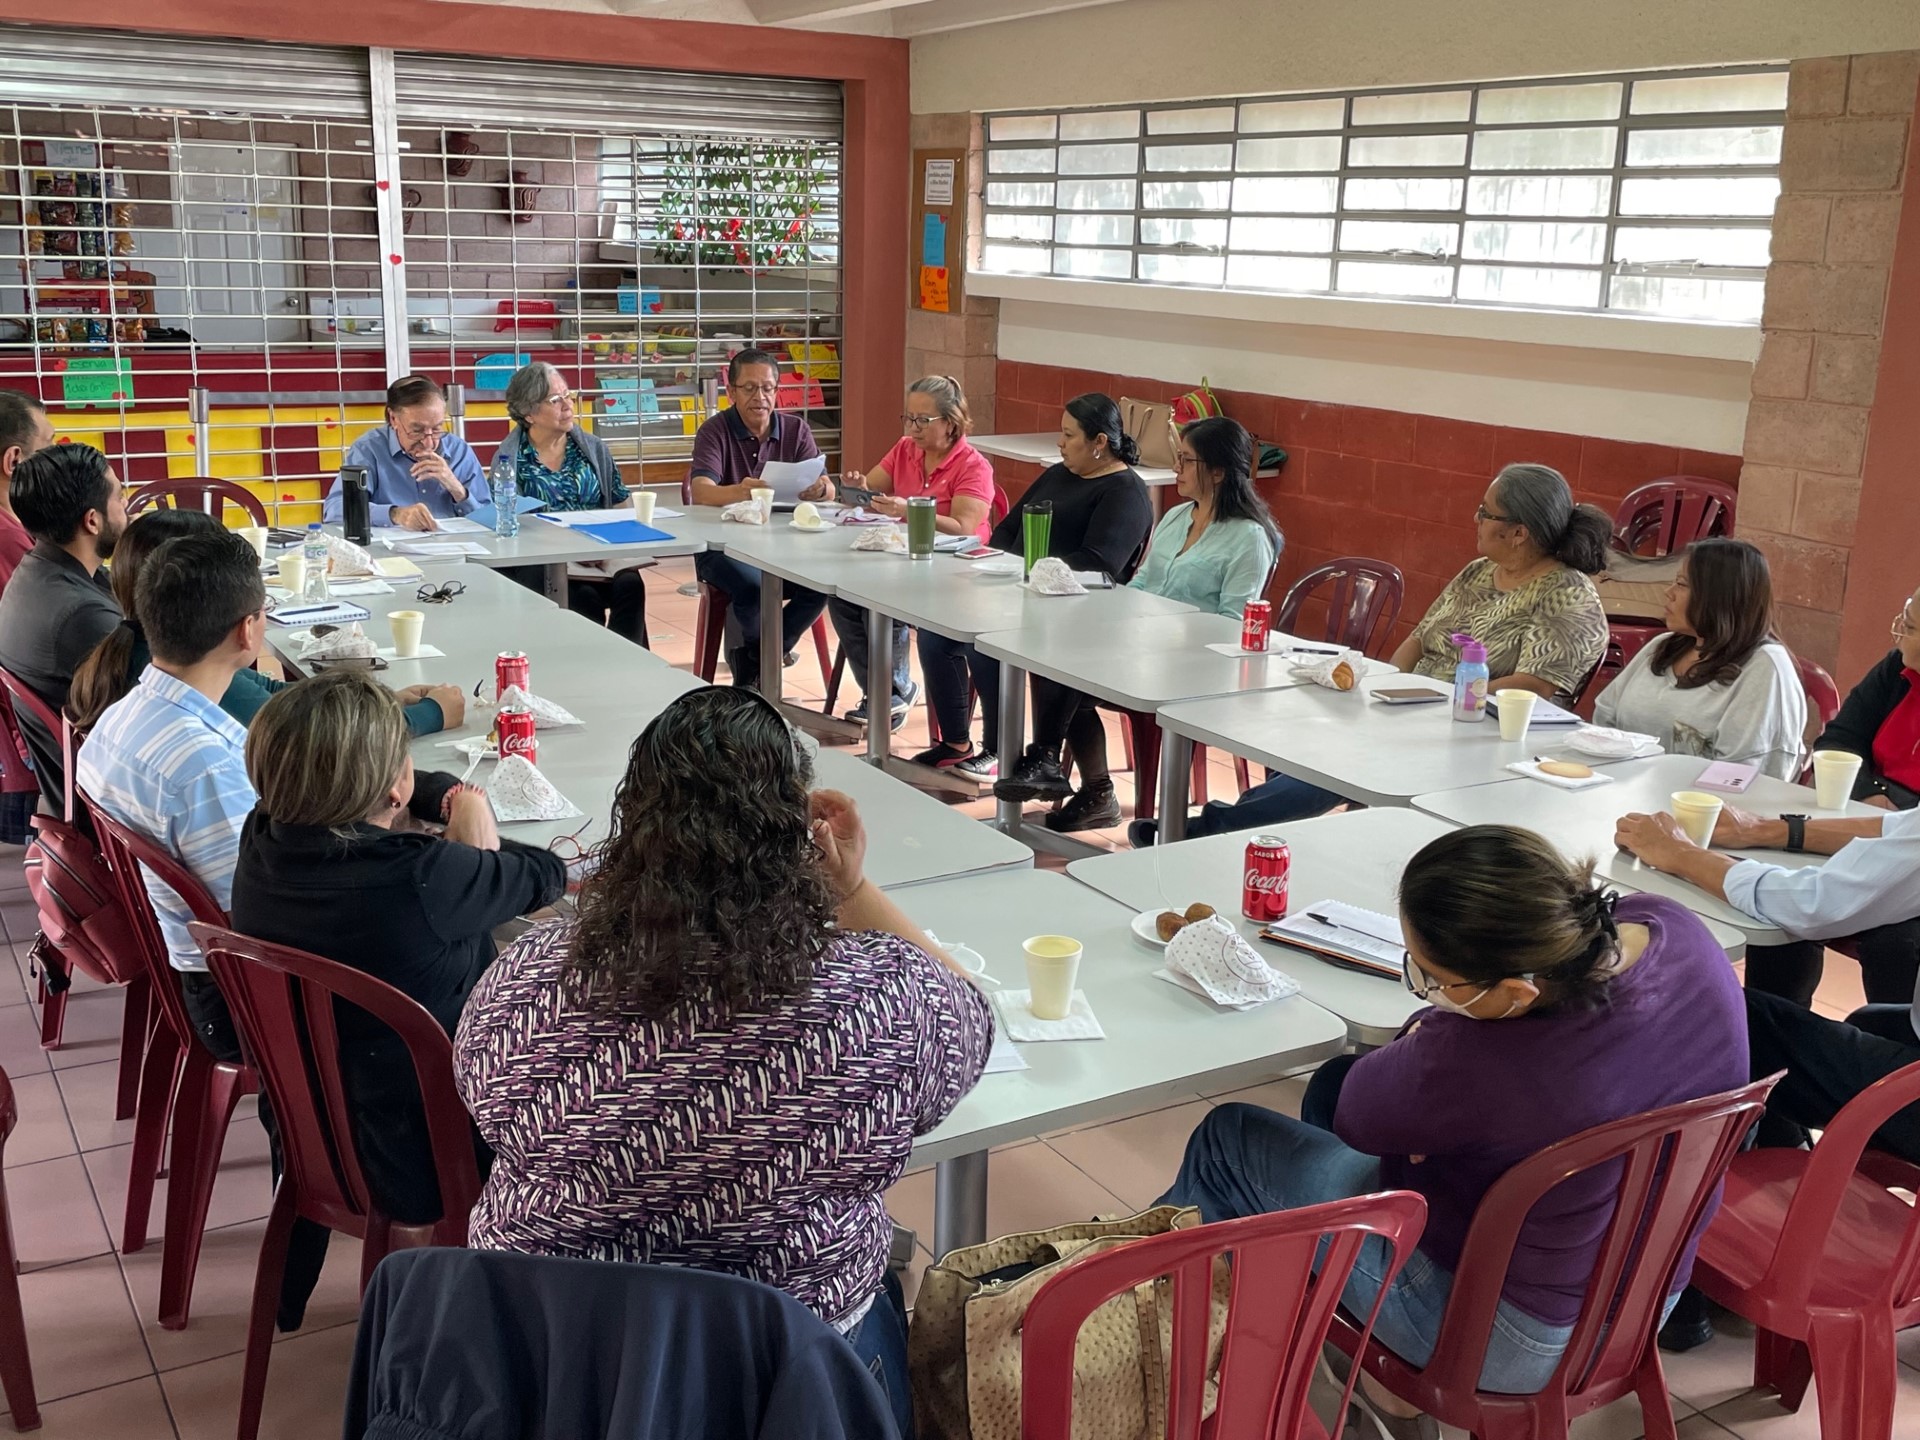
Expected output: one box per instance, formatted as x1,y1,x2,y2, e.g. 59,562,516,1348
1538,759,1594,779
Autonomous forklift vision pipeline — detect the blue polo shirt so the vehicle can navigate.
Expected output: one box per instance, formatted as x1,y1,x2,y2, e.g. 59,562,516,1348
325,425,489,528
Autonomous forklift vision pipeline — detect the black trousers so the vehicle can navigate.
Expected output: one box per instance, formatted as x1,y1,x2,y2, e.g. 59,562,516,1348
566,570,650,648
179,972,333,1329
1029,675,1110,781
1743,918,1920,1008
1745,989,1920,1161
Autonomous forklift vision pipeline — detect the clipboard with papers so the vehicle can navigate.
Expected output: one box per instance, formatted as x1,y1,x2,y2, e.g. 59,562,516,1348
1258,900,1407,981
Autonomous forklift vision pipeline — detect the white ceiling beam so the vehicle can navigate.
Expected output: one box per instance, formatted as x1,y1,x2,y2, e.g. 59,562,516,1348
889,0,1128,38
747,0,916,23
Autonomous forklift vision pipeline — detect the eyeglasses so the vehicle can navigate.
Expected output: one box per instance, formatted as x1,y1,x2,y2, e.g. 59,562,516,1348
1174,452,1199,470
731,383,779,398
394,421,443,441
1401,951,1531,1002
417,581,465,605
1893,609,1919,640
900,413,941,428
547,819,594,862
1475,504,1515,524
541,391,577,408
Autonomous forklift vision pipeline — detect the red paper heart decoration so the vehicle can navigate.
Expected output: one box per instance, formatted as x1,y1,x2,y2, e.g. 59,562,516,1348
376,179,391,191
389,254,403,265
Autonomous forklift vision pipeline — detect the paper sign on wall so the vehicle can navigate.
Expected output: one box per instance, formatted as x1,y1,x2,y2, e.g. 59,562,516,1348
923,158,956,207
922,212,948,269
919,265,950,314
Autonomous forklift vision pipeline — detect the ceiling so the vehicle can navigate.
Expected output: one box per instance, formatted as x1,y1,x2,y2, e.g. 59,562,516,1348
456,0,1126,38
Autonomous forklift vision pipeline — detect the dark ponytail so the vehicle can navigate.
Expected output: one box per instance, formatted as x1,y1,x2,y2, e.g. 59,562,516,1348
1492,463,1612,576
1064,393,1139,468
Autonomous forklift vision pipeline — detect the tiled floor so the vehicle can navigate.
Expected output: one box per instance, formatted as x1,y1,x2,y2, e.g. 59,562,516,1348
2,556,1915,1437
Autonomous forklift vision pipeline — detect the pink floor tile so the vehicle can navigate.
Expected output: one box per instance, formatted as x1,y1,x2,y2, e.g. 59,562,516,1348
161,1319,359,1440
1,1374,178,1438
10,1253,157,1406
4,1154,114,1272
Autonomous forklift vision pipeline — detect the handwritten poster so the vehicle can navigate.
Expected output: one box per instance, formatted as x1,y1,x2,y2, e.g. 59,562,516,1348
918,265,950,313
922,212,948,268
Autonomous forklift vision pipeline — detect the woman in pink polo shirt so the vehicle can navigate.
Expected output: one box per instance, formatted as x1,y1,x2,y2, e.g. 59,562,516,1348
825,375,997,731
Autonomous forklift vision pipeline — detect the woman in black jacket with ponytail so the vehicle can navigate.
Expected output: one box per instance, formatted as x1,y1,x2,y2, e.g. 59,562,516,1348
908,393,1154,779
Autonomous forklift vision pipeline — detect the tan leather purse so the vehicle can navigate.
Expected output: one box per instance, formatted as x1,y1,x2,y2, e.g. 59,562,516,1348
1118,397,1180,470
907,1205,1229,1440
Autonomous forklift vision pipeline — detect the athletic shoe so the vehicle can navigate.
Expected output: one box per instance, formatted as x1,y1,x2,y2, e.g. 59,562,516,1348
908,742,976,769
1127,819,1158,849
1043,780,1121,832
953,749,998,780
994,745,1073,802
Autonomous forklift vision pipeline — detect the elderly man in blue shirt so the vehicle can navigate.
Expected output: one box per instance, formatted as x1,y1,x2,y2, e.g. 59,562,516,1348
324,374,487,533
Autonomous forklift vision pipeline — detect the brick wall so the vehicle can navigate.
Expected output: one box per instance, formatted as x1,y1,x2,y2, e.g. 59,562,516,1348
1738,50,1919,669
994,359,1741,653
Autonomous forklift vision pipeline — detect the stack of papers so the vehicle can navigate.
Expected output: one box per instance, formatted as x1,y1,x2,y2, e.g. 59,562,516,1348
1263,900,1406,980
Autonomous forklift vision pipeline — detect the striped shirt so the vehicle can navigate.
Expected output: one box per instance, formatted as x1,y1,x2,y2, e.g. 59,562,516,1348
75,666,254,972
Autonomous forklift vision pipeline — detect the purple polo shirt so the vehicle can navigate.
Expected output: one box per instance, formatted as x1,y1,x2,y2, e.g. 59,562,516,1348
688,407,821,490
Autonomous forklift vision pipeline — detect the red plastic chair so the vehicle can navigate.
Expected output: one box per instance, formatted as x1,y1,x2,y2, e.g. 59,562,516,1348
1021,1193,1429,1440
125,478,269,528
1794,654,1843,784
188,922,482,1440
1329,1075,1778,1440
1278,558,1406,658
1612,479,1737,559
0,1066,41,1432
1584,621,1664,716
1689,1059,1920,1440
85,801,255,1330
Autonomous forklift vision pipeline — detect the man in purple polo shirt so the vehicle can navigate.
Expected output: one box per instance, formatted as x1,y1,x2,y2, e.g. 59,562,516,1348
689,349,829,688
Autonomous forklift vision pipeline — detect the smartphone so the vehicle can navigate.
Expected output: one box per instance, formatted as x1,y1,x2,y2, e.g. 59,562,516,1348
1694,760,1759,793
836,482,878,508
958,545,1004,560
1371,687,1449,706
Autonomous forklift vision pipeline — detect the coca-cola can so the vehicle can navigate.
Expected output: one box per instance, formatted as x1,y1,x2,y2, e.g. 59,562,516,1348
1240,599,1272,653
495,650,530,700
1242,834,1291,922
497,706,537,766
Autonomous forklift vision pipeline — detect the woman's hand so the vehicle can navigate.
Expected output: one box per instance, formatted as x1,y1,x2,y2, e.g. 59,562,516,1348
444,787,501,851
869,494,908,519
809,789,868,900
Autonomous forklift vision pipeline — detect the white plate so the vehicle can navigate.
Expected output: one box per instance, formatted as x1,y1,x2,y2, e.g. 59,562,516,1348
788,520,830,533
1130,910,1171,948
972,557,1023,578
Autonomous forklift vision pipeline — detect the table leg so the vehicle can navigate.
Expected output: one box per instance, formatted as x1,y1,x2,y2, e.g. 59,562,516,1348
933,1151,989,1255
542,563,566,603
1158,730,1193,844
865,606,893,766
758,569,784,699
993,662,1027,831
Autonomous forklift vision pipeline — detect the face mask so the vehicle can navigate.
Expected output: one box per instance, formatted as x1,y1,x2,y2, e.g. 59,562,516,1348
1405,951,1531,1020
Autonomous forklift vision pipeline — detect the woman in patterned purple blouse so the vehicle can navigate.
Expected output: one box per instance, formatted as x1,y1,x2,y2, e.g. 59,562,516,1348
454,687,992,1434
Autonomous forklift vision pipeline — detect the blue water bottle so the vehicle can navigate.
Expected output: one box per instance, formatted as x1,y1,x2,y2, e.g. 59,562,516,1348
490,453,519,538
1450,632,1489,723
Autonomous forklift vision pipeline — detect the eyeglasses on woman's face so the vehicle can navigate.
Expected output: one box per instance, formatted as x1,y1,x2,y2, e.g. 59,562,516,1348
541,391,577,409
1174,451,1199,471
900,413,937,429
1474,504,1515,525
1892,606,1920,641
1401,950,1494,1001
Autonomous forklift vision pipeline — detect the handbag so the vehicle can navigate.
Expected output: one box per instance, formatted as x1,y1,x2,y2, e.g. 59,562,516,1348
907,1204,1230,1440
1118,398,1178,470
1171,377,1222,429
22,811,141,987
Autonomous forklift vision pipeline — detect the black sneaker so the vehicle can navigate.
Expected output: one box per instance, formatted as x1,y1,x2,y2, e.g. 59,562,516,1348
994,745,1073,802
1127,818,1158,849
1044,780,1122,832
1656,1286,1715,1353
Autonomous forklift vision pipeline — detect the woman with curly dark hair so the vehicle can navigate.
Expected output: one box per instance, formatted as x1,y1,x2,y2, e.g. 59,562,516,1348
453,687,992,1434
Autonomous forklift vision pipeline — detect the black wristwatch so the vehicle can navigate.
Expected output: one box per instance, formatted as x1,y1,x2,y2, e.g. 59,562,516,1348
1782,813,1809,853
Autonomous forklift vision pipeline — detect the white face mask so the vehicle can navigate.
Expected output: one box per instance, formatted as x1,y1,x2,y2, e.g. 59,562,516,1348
1405,951,1532,1020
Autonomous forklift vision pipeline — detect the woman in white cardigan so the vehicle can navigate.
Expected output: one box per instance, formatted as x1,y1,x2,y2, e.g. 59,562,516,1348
1594,537,1807,780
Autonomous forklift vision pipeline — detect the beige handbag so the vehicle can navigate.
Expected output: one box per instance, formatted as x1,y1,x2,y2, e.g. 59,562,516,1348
907,1205,1229,1440
1118,397,1179,470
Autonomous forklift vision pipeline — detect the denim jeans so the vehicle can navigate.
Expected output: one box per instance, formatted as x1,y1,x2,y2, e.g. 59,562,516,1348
845,1268,914,1438
1159,1102,1575,1394
827,594,912,704
1190,771,1343,837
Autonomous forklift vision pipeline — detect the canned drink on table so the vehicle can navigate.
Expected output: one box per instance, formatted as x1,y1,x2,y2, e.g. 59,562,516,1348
1240,599,1272,653
495,650,530,700
1242,834,1291,922
497,706,537,765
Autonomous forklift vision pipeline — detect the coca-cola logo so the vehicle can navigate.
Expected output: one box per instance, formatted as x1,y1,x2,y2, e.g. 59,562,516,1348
1244,869,1286,893
502,734,536,756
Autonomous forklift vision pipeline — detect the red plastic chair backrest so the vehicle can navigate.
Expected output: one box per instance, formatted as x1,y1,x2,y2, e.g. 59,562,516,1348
0,1065,14,1151
85,796,232,1060
1408,1075,1777,1407
1277,558,1406,657
1021,1192,1428,1440
990,482,1012,528
187,922,481,1240
1611,478,1737,559
126,478,269,527
0,661,74,821
1760,1055,1920,1312
1792,653,1841,731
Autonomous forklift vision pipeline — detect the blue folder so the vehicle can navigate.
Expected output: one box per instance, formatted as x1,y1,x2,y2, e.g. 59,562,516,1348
572,520,675,545
467,496,546,529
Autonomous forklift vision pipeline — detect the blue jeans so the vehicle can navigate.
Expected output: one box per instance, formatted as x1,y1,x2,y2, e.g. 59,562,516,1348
1159,1103,1575,1394
827,595,913,704
846,1268,914,1438
1190,771,1343,837
695,550,827,654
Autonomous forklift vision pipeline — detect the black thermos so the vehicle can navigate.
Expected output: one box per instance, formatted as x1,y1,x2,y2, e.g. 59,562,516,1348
339,465,371,544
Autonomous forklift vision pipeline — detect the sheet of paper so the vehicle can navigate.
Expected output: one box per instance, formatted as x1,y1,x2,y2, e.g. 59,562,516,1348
371,556,425,579
536,507,641,528
984,1028,1028,1074
375,644,447,659
1268,903,1406,970
424,516,488,534
325,579,395,597
1311,900,1406,947
393,540,489,557
651,505,684,519
758,455,827,503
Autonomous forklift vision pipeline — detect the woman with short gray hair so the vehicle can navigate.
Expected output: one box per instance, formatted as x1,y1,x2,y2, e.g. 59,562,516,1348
493,361,649,647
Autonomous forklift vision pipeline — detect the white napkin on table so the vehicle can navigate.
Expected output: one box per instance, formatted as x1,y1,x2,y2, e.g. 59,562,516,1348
1162,916,1299,1009
494,683,583,729
323,534,377,577
1564,725,1663,760
1026,557,1086,596
376,643,447,659
1506,760,1616,790
1290,649,1364,692
994,989,1105,1041
483,754,585,823
851,525,908,553
720,499,768,525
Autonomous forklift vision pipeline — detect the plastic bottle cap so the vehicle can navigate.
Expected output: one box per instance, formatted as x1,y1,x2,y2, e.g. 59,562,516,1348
1449,632,1488,664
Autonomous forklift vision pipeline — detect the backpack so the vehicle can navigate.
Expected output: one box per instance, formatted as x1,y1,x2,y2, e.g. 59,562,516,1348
23,810,142,987
1171,377,1223,428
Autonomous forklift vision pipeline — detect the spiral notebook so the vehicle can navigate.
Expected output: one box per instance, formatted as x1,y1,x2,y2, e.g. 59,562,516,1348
1259,900,1406,980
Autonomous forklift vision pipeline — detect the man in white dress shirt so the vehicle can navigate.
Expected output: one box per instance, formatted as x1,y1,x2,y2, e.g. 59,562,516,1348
1615,803,1920,1161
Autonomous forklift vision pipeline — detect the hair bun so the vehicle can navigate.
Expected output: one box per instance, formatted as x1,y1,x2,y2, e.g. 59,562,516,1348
1114,432,1142,465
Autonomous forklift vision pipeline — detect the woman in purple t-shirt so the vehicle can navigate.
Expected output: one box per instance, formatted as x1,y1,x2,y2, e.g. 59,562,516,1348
1160,825,1747,1422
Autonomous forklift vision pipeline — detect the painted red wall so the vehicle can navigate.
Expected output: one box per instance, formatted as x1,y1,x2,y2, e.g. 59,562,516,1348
995,360,1743,653
0,0,909,469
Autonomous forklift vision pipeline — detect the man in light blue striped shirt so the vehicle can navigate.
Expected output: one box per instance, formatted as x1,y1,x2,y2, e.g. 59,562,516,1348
77,528,265,985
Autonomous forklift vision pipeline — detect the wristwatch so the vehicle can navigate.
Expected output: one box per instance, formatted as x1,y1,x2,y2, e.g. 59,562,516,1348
1782,813,1809,853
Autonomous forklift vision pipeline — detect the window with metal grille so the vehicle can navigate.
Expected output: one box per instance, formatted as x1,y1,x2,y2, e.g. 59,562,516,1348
980,66,1787,323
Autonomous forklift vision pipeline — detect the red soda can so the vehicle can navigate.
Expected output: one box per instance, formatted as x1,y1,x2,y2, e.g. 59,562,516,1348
1242,834,1291,922
1240,599,1272,653
496,706,537,766
495,650,530,700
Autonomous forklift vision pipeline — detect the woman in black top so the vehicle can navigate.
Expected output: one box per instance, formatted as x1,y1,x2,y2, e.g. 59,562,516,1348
909,393,1153,778
229,670,566,1227
1813,581,1920,811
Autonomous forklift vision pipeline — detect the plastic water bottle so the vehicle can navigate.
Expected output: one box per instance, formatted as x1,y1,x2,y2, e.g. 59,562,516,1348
301,523,330,603
490,453,519,538
1450,632,1489,723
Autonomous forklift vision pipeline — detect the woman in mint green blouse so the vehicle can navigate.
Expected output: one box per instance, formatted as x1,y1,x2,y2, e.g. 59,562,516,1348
995,417,1280,831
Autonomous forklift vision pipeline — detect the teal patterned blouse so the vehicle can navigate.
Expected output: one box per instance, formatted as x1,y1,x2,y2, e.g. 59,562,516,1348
514,431,627,511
